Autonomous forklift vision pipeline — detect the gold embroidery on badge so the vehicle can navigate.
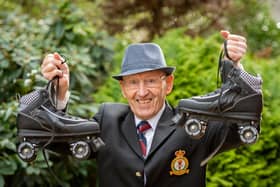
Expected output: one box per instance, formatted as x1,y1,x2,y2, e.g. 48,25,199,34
169,149,190,176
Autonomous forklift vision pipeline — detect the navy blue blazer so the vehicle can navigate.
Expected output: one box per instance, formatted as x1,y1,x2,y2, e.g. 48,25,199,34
93,102,243,187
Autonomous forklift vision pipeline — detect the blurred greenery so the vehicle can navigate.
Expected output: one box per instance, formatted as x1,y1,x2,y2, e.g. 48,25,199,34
1,0,280,186
0,1,114,186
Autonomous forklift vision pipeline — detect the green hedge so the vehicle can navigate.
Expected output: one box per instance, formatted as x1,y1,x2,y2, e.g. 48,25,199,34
0,2,114,186
93,28,280,186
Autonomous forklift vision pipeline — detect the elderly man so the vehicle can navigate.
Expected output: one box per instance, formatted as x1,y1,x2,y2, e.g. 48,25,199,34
39,30,262,187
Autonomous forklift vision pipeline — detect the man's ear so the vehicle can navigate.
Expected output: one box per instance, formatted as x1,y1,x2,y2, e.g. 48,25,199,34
166,74,174,95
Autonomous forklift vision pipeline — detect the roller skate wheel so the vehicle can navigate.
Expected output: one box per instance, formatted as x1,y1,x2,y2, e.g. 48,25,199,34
70,141,90,160
17,142,36,162
239,126,258,144
184,119,205,139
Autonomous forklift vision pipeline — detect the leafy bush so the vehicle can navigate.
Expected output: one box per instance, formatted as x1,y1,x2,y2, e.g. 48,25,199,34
227,0,280,57
0,2,114,186
93,28,280,186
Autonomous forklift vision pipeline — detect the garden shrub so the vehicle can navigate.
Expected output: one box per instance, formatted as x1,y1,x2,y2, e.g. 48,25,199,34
0,2,114,186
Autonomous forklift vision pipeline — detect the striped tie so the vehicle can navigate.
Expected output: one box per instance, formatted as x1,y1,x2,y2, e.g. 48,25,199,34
137,121,151,157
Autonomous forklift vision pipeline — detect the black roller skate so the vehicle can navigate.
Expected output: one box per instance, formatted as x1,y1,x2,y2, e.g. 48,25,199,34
178,58,263,145
16,78,105,162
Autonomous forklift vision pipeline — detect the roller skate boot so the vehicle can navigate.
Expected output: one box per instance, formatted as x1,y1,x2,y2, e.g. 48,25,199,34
178,61,263,145
191,59,234,102
191,40,243,103
16,81,104,162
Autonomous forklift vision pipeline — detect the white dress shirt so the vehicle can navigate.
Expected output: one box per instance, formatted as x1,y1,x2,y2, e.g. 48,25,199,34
134,102,166,158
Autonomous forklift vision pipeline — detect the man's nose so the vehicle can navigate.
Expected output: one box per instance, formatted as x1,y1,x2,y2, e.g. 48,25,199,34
137,81,149,96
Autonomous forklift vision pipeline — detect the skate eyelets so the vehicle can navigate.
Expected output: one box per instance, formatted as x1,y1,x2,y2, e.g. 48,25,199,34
70,141,91,160
239,125,258,144
184,119,206,139
17,142,37,162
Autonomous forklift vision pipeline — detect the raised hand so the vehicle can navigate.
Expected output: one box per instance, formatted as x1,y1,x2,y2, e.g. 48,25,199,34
220,30,247,67
41,52,70,100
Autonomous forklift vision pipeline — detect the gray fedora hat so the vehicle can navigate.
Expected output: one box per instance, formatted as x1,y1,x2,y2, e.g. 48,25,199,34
112,43,175,80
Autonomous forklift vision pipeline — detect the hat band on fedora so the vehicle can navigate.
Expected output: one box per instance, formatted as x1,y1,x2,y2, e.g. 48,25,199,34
122,60,166,72
112,43,175,80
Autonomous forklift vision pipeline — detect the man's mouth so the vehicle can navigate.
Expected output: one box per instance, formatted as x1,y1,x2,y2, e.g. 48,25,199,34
136,99,152,104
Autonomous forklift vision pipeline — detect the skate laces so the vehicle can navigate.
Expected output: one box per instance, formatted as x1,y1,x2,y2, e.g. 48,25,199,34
216,40,228,86
216,40,230,113
200,41,231,166
40,77,60,149
41,77,58,149
41,76,65,186
46,76,61,109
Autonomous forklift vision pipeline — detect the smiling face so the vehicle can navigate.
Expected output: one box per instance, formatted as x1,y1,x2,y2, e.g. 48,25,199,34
120,70,174,120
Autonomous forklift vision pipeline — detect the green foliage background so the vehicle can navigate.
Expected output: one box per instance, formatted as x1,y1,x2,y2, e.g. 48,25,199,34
0,0,280,186
0,2,114,187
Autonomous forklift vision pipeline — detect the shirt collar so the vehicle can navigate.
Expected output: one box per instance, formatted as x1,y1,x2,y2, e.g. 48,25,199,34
134,102,166,130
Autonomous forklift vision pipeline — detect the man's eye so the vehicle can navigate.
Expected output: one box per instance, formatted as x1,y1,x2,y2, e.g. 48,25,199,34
147,79,156,83
128,80,138,85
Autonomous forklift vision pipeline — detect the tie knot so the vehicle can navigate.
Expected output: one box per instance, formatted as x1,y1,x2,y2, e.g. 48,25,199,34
137,121,151,133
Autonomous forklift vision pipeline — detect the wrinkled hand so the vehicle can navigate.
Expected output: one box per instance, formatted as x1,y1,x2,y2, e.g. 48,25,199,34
220,30,247,67
41,52,70,100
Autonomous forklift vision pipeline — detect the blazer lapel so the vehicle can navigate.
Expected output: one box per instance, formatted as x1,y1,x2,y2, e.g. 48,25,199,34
120,111,144,159
147,104,177,158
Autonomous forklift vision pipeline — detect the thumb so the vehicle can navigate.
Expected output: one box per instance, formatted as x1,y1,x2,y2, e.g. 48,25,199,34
220,30,230,40
54,52,66,63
